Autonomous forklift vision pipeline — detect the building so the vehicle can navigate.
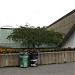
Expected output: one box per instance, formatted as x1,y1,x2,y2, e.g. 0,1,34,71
0,28,51,48
47,9,75,35
0,28,24,48
59,24,75,48
47,9,75,48
0,9,75,48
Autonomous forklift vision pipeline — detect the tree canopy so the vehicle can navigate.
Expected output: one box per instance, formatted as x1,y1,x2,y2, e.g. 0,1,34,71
7,25,63,48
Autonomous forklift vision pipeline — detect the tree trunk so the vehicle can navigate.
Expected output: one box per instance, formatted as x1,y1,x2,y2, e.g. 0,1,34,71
32,44,35,48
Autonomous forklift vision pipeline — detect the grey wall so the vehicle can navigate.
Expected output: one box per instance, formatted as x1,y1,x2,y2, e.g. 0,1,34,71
61,29,75,48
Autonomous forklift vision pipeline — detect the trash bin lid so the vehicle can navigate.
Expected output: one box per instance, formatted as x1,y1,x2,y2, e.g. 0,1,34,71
20,52,28,56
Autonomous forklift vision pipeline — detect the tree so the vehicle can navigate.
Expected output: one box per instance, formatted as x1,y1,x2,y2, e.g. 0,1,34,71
7,25,63,48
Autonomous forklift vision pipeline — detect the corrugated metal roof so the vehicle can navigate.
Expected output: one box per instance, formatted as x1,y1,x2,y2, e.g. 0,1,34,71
0,28,22,48
0,28,57,48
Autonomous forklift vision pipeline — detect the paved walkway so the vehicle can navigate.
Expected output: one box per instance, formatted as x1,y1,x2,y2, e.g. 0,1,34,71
0,63,75,75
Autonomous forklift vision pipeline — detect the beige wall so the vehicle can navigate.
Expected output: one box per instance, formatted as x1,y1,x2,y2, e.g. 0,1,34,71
47,12,75,35
0,51,75,67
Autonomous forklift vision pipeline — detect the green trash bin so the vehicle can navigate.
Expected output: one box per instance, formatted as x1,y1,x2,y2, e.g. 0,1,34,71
20,52,28,68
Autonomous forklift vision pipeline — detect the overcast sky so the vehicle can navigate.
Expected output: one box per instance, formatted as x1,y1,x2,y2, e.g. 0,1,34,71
0,0,75,28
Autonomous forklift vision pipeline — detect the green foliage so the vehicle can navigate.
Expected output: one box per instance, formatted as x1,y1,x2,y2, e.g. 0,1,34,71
7,25,63,48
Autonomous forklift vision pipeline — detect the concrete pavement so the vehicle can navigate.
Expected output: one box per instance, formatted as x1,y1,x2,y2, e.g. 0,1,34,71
0,63,74,75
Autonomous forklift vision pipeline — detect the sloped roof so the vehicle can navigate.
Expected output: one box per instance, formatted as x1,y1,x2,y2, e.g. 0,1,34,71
0,28,54,48
46,9,75,36
58,24,75,47
0,28,23,48
47,9,75,28
46,9,75,48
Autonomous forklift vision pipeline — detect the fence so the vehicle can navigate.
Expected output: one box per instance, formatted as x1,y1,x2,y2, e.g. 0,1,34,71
38,51,75,64
0,53,19,67
0,51,75,67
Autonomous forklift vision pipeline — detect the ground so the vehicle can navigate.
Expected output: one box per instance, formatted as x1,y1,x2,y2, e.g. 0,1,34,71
0,63,74,75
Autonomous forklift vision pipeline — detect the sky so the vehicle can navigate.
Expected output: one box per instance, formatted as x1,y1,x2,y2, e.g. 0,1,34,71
0,0,75,28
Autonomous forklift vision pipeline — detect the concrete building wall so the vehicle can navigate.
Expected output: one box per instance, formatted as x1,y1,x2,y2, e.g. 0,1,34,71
61,29,75,48
47,12,75,35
